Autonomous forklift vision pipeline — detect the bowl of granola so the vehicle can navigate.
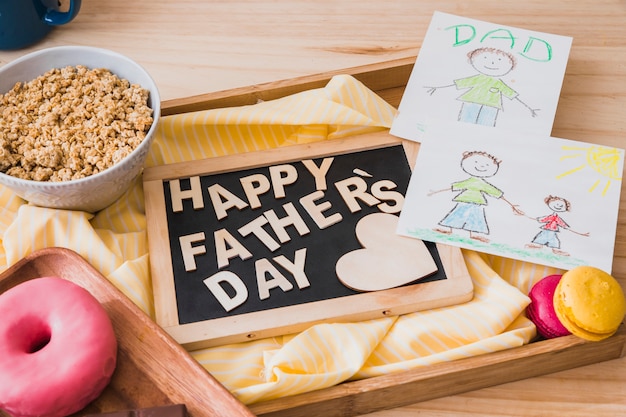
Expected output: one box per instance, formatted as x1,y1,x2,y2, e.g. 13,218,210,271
0,46,160,212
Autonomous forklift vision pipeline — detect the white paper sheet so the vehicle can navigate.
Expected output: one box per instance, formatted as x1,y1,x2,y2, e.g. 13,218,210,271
390,11,572,140
397,123,623,272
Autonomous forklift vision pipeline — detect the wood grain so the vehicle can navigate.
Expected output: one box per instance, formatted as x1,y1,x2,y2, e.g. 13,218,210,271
1,1,625,415
0,248,254,417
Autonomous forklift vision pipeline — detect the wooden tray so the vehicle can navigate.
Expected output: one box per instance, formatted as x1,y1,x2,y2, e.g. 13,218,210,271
0,247,254,417
158,56,626,417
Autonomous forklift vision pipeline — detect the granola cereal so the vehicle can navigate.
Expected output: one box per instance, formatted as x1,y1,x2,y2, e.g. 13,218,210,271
0,65,153,182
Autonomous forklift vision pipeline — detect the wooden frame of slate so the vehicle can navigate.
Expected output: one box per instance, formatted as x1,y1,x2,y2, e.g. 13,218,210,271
144,131,473,349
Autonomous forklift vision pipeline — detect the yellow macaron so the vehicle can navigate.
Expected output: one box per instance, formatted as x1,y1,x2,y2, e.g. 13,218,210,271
554,266,626,341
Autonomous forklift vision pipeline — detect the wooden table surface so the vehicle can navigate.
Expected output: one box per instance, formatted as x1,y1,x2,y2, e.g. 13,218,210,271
2,1,625,415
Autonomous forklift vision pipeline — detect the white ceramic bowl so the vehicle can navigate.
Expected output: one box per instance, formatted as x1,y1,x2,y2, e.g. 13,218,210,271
0,46,161,212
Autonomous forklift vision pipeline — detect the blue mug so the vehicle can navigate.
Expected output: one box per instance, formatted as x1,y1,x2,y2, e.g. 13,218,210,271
0,0,82,50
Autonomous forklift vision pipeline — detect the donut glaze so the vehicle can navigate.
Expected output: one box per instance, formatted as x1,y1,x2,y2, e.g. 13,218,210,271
0,277,118,417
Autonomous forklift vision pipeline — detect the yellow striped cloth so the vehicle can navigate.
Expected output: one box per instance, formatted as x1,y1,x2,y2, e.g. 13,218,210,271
0,75,563,405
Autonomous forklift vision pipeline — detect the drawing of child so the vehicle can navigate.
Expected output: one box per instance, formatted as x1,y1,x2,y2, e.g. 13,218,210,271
426,47,539,127
429,150,522,243
525,195,589,256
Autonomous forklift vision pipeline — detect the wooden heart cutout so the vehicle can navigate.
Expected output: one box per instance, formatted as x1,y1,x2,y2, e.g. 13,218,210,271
336,212,438,292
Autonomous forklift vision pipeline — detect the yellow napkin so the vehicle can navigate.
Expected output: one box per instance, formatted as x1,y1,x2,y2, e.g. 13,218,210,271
0,75,563,405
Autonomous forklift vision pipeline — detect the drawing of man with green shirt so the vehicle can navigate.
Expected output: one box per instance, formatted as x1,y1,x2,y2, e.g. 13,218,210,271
429,150,522,243
426,47,539,127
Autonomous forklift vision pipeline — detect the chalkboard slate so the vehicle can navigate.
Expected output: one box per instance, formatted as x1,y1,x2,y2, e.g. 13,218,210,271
144,133,473,348
165,145,444,324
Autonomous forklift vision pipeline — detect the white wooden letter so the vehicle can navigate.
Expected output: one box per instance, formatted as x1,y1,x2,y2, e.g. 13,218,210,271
169,176,204,212
238,216,281,251
214,228,253,269
203,271,248,312
334,177,380,213
268,164,298,198
273,248,310,289
264,202,310,243
302,157,334,191
299,190,343,229
207,184,249,220
255,258,294,300
240,173,271,209
179,232,206,271
371,180,405,214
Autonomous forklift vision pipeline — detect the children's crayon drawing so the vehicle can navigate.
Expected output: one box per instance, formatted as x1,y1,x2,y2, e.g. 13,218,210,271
390,11,572,141
397,123,624,272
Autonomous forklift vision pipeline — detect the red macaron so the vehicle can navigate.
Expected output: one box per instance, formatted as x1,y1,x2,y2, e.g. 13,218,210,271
526,274,571,339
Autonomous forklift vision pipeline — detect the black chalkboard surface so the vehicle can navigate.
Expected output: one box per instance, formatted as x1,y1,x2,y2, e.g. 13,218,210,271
144,133,473,349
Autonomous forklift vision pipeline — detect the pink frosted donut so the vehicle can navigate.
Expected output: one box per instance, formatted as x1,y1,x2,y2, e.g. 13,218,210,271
0,277,117,417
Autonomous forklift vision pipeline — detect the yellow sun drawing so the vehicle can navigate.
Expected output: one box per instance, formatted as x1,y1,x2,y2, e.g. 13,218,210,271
557,145,623,196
